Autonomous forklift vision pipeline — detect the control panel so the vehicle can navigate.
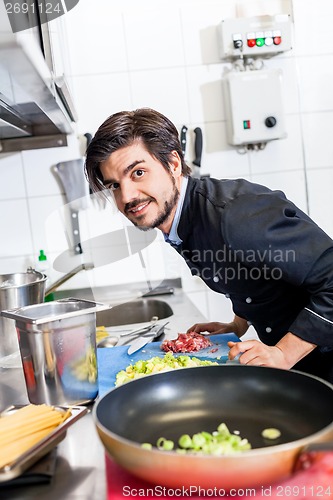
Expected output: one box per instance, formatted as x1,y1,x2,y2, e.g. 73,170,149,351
218,14,292,59
222,68,287,146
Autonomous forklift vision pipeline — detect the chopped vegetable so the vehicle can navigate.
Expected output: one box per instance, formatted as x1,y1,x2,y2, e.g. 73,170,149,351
157,437,174,451
141,423,251,455
178,434,192,449
141,443,153,450
115,352,218,386
261,427,281,440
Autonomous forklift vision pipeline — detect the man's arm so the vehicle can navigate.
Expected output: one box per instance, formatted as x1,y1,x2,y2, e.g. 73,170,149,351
228,332,317,369
187,315,248,338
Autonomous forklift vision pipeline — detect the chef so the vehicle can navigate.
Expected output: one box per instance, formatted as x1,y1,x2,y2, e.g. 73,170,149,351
85,108,333,383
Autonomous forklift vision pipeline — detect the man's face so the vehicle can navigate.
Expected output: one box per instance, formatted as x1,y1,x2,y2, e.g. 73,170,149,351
100,140,182,233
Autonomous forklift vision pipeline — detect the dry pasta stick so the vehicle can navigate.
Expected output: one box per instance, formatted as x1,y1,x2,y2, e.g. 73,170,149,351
0,413,63,441
0,411,63,429
0,428,55,469
0,404,71,469
0,421,62,448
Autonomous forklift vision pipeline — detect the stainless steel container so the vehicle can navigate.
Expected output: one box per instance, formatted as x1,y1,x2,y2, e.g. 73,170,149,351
2,298,107,406
0,269,47,367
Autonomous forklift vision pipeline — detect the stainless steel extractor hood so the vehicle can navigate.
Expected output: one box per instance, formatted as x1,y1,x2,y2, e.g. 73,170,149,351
0,1,77,152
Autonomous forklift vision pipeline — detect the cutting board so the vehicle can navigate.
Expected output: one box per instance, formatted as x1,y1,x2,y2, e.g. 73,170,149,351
97,333,239,396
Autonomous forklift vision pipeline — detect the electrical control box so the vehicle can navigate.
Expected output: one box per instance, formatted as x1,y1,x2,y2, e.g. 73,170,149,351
222,68,287,146
218,14,292,59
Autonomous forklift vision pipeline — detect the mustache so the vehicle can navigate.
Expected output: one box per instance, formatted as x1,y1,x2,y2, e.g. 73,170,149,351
124,197,154,213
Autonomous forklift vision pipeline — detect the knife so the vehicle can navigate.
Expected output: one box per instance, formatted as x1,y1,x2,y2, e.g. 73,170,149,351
192,127,203,179
180,125,188,157
127,322,169,355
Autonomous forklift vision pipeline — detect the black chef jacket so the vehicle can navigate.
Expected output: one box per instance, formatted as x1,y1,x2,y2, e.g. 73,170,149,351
171,176,333,382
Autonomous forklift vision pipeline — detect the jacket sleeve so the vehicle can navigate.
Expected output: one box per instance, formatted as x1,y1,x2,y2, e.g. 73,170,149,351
224,190,333,349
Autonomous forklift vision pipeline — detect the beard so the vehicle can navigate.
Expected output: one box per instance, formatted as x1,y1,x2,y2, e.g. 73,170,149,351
125,177,180,231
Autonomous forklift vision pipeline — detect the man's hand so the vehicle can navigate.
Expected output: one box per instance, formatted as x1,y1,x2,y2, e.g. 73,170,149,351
187,316,249,338
187,321,235,336
228,332,317,369
227,340,289,368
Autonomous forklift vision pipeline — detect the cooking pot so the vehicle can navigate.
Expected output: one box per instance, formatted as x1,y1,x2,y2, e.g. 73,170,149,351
93,365,333,490
0,268,47,366
2,298,108,405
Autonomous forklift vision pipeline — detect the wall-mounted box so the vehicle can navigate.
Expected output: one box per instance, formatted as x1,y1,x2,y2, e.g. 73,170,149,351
222,68,287,146
218,15,292,59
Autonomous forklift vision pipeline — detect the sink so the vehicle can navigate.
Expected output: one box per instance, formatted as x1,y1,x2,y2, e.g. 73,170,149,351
96,298,173,327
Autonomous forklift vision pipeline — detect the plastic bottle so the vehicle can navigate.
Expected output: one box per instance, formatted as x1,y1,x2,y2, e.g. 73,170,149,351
37,250,49,274
36,250,54,301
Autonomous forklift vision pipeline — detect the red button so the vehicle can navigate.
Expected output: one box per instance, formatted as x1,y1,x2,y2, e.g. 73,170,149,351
273,36,282,45
247,39,256,47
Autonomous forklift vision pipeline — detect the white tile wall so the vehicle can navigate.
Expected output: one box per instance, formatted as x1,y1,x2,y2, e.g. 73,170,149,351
65,5,128,76
1,0,333,325
203,121,251,179
180,1,237,66
249,115,305,175
186,64,228,123
0,199,33,258
306,168,333,236
292,0,333,56
130,68,190,126
72,73,133,135
296,55,333,113
0,153,26,200
124,7,185,71
302,112,333,169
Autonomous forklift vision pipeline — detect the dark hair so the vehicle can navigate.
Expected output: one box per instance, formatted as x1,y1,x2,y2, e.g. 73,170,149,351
85,108,191,193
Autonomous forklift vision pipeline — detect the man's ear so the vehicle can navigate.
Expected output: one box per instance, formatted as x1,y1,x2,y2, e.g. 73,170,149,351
169,150,182,178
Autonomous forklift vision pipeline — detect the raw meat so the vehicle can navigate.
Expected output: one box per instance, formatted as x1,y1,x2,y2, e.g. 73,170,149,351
161,332,213,353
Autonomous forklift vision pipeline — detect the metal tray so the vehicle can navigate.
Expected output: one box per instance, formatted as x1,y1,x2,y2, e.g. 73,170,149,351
0,404,88,482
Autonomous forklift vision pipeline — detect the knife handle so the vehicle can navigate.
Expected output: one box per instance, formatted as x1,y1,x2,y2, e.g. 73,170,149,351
180,125,188,157
145,321,169,338
193,127,203,167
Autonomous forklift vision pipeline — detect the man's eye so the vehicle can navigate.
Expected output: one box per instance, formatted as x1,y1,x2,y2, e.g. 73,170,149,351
107,182,119,191
133,169,145,178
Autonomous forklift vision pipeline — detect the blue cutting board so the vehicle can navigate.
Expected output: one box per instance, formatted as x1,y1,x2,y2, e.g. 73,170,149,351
97,333,239,396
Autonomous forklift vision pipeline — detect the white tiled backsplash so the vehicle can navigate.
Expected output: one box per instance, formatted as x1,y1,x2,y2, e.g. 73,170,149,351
1,0,333,325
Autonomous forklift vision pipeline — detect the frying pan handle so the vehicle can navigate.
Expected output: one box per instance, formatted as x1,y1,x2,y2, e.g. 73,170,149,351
193,127,203,167
294,441,333,472
305,442,333,452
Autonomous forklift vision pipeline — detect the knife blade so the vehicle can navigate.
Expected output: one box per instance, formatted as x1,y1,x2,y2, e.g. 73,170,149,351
127,322,169,355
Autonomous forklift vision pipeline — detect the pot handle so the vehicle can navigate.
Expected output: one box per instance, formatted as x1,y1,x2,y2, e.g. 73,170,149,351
26,266,46,280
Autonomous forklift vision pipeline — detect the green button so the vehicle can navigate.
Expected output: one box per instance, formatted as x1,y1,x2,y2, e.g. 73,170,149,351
256,38,265,47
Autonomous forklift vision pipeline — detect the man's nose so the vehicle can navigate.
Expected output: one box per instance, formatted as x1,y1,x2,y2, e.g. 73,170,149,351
119,181,139,205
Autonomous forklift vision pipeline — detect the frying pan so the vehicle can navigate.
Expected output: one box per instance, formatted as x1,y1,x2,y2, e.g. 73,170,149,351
93,365,333,490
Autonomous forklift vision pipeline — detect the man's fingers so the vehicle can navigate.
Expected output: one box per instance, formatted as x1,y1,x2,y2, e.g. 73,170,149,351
227,340,258,359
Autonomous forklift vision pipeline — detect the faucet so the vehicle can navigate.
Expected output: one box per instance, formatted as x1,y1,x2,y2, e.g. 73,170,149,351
45,263,94,298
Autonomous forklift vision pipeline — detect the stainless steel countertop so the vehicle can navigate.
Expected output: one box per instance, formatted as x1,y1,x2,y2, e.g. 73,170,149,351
0,288,206,499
